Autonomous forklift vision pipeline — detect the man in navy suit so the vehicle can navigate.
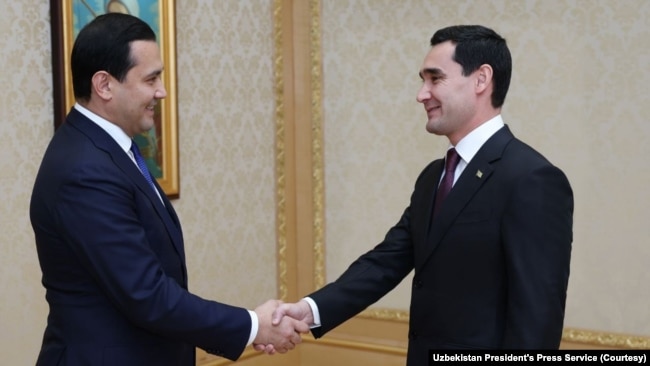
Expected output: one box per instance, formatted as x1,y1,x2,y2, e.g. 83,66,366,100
264,25,573,365
30,13,307,365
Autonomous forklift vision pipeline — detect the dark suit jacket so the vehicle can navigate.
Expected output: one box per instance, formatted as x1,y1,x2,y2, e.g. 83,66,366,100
30,108,251,365
308,126,573,366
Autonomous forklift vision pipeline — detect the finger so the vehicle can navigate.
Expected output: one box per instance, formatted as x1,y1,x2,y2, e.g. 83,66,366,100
254,343,276,355
293,319,310,334
290,331,302,345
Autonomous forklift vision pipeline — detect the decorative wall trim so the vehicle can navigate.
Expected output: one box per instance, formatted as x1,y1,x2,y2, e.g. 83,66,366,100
562,328,650,349
357,309,650,349
310,0,326,291
360,308,410,322
304,337,407,356
197,348,265,366
273,0,288,302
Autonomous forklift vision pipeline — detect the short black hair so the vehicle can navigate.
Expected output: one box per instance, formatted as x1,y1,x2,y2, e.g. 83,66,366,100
71,13,156,101
431,25,512,108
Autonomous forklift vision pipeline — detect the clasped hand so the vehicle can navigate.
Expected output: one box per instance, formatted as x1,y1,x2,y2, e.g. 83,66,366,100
253,299,314,355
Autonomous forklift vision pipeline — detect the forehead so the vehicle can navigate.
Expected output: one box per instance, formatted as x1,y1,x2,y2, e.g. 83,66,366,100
128,40,163,70
420,41,459,76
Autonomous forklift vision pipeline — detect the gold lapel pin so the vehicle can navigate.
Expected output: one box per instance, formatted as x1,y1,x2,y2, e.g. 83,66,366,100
476,170,483,178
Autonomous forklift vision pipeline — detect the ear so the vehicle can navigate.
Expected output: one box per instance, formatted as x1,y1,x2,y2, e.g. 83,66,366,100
91,71,113,101
475,64,493,94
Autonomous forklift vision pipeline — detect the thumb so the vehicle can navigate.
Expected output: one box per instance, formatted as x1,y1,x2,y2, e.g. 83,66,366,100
271,305,286,325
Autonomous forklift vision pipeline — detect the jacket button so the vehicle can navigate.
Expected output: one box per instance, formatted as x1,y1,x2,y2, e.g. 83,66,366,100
413,280,422,289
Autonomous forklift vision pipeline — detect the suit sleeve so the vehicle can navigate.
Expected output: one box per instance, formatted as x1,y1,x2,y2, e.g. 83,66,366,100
501,164,573,348
309,206,415,338
54,162,251,360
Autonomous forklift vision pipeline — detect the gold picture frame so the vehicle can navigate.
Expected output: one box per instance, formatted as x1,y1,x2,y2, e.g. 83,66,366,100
50,0,179,198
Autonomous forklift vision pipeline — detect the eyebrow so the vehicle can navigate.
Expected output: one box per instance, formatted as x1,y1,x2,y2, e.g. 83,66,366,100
144,68,164,79
419,67,445,80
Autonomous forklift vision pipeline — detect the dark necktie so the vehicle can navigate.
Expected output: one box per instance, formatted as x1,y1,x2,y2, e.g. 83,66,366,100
130,141,158,193
433,148,460,218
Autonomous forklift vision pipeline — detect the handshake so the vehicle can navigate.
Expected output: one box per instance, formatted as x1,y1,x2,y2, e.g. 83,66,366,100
252,299,314,354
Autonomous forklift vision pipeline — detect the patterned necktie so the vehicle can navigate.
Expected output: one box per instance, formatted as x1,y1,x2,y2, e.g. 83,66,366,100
130,141,157,193
433,148,460,218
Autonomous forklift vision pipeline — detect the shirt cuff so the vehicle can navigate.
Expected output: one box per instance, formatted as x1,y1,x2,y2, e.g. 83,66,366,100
302,297,321,328
246,310,258,346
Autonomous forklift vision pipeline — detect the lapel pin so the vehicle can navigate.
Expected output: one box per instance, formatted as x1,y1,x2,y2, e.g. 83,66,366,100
476,170,483,178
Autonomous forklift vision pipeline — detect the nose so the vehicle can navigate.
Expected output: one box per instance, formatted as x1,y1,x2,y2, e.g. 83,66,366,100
155,86,167,99
416,84,430,103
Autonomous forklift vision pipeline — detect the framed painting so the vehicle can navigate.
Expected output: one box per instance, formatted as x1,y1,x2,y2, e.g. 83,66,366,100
50,0,179,198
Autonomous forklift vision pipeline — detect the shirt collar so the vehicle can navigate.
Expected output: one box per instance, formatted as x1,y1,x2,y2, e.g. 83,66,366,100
74,103,132,153
452,115,505,163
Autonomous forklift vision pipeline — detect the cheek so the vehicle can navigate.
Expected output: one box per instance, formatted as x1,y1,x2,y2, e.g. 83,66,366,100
447,82,474,105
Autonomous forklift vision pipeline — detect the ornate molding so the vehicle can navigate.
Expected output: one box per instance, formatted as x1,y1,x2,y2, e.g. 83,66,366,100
562,328,650,349
359,308,410,322
273,0,288,301
357,309,650,349
304,337,407,356
310,0,326,290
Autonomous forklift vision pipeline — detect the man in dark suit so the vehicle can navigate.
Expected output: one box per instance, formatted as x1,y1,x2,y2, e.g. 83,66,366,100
30,13,307,365
262,25,573,364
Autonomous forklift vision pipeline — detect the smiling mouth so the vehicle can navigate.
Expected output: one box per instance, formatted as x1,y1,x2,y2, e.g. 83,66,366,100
426,106,441,114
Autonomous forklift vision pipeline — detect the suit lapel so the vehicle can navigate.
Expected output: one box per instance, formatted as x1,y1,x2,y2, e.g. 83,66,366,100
151,179,186,261
67,109,186,266
150,178,187,280
419,159,444,241
416,126,514,271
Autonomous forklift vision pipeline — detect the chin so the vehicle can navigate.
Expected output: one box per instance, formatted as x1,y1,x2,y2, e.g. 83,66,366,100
425,124,445,136
425,121,438,134
141,119,155,132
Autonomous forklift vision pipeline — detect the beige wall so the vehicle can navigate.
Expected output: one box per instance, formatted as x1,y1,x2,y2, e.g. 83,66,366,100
0,0,648,365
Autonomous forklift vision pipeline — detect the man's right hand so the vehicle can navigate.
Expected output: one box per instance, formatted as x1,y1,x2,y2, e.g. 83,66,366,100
253,300,309,354
271,299,314,326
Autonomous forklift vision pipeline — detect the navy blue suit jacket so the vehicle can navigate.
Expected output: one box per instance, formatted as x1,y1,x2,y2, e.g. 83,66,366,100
30,108,250,365
309,126,573,365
